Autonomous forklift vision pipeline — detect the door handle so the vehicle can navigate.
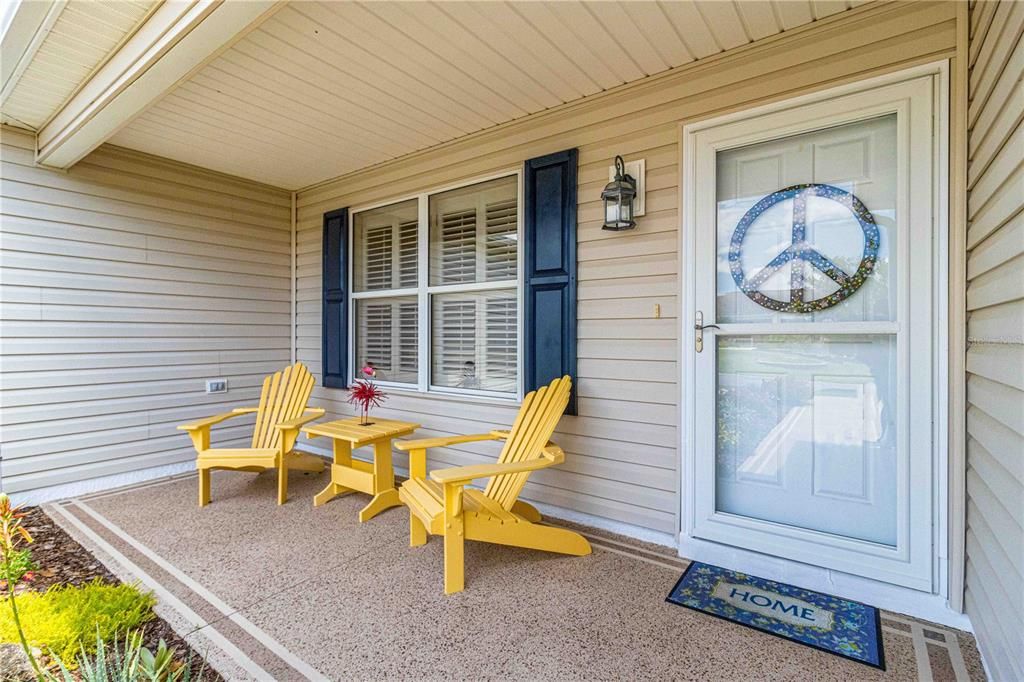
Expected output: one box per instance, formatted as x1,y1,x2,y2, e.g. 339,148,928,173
695,311,719,353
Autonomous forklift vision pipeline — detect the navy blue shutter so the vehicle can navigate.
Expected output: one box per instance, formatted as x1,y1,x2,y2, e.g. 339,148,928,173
322,208,349,389
523,149,578,414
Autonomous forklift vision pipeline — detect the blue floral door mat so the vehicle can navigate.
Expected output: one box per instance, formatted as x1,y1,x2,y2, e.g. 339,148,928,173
666,562,885,669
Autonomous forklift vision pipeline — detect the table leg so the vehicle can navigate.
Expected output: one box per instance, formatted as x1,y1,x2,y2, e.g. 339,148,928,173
358,438,402,522
313,440,355,507
313,481,356,507
358,488,402,522
372,438,395,492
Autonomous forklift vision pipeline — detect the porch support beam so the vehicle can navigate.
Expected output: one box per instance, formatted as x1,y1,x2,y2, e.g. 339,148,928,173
0,0,67,108
35,0,281,169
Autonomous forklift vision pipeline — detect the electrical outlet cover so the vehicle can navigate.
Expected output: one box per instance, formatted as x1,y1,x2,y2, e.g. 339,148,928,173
205,379,228,394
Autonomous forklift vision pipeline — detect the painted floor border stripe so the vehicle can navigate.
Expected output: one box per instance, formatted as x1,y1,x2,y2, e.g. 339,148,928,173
945,631,971,682
582,532,687,564
73,500,329,682
541,522,689,569
48,503,272,682
911,623,935,682
588,538,688,572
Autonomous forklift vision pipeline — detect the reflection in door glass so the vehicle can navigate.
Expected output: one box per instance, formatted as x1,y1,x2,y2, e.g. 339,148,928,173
715,334,897,546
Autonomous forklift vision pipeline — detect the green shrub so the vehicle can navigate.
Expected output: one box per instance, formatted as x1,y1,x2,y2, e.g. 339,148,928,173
0,579,156,664
2,548,36,586
52,630,204,682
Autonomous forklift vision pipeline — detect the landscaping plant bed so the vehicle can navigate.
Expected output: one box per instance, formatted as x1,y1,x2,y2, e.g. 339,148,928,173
1,507,222,681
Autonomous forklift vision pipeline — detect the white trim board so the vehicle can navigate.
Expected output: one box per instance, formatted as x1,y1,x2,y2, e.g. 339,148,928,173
290,190,297,365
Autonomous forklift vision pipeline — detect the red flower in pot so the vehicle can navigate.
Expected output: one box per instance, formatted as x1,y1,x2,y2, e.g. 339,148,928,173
348,365,387,426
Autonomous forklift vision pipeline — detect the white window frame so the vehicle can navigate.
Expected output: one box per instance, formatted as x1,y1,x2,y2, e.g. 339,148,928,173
348,168,524,401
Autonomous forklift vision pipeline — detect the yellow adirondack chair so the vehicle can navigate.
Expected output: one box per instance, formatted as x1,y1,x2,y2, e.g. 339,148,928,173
178,362,326,506
396,375,590,594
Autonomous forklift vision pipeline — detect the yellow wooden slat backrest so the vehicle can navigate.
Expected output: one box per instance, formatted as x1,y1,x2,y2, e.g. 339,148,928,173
251,362,315,450
484,375,571,510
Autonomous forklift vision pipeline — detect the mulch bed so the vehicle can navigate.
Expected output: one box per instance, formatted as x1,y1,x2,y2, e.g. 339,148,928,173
9,507,223,681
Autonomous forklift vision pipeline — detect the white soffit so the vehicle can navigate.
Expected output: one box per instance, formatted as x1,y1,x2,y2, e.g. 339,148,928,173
1,0,156,131
34,0,282,169
104,0,862,189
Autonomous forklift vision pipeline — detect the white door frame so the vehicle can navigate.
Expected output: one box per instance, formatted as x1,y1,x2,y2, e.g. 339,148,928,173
678,62,951,606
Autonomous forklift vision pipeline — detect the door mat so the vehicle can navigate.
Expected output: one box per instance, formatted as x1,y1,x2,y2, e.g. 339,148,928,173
666,562,885,669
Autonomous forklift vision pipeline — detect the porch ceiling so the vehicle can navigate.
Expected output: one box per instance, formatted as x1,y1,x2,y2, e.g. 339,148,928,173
1,0,157,130
103,0,863,190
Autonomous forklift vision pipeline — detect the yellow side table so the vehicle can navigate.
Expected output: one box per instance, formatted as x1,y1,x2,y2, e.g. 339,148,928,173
303,417,420,522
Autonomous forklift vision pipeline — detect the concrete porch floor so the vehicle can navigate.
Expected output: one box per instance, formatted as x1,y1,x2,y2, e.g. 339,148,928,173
45,469,985,681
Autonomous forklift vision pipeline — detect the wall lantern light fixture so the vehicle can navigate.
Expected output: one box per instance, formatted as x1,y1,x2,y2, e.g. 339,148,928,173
601,155,638,231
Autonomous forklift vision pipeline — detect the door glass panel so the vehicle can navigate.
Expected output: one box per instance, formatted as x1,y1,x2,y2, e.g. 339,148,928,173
716,114,897,324
713,114,901,548
715,334,897,546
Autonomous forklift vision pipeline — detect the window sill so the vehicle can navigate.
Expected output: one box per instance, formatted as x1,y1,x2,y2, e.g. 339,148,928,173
326,383,521,408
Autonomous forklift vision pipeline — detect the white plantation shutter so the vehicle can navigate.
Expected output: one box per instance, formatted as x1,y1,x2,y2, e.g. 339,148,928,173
358,301,393,372
485,293,517,389
429,174,517,286
351,199,419,385
398,300,418,376
426,175,519,395
357,220,417,291
356,297,417,384
353,199,418,293
431,291,517,393
433,296,477,383
436,208,477,284
362,226,392,291
398,218,417,288
485,198,517,281
351,176,520,395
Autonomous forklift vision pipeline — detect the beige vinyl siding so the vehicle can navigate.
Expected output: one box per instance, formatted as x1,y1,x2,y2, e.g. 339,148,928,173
963,2,1024,679
294,2,957,534
0,128,291,498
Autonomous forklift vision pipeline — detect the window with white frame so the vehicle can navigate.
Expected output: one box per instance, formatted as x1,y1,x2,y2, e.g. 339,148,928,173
350,174,520,396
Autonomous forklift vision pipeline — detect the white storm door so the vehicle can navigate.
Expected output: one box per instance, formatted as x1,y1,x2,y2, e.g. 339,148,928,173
689,75,937,590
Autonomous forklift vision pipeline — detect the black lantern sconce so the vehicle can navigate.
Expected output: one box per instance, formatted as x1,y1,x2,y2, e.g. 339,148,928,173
601,155,637,231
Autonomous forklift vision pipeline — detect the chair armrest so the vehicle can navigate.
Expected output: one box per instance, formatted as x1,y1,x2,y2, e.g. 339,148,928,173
430,458,552,486
177,412,247,432
232,407,259,415
274,408,326,431
394,431,506,452
274,408,326,455
429,442,564,486
178,411,254,453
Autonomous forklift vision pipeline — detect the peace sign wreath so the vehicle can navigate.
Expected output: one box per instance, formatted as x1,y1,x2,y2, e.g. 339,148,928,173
728,183,880,313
